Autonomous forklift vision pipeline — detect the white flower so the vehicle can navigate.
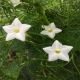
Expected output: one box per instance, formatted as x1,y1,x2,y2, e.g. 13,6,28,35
43,40,73,62
40,22,62,39
11,0,21,7
3,18,31,41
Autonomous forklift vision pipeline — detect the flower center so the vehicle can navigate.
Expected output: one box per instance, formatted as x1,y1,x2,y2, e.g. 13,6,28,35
48,28,53,32
13,27,20,33
55,48,61,54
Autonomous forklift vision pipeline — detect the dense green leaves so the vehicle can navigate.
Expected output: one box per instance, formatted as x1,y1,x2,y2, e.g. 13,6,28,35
0,0,80,80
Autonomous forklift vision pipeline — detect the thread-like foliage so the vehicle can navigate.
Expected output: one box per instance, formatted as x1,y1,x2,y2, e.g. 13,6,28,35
0,0,80,80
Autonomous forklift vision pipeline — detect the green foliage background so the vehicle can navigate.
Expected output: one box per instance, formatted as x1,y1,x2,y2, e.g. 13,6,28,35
0,0,80,80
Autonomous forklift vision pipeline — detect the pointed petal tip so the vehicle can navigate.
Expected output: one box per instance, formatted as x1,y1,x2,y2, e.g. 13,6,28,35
21,38,25,42
2,26,5,30
67,45,73,50
43,48,46,51
54,40,60,43
69,46,73,50
16,38,25,42
60,29,62,32
50,22,55,26
40,30,47,35
55,28,62,33
49,37,54,39
50,37,54,39
65,58,70,62
6,38,10,41
48,59,53,61
49,22,56,28
14,18,19,20
2,25,8,29
28,25,31,28
13,18,20,22
43,47,50,53
71,46,73,49
6,39,9,41
42,25,44,28
13,18,21,22
26,24,31,29
40,31,42,34
47,33,55,39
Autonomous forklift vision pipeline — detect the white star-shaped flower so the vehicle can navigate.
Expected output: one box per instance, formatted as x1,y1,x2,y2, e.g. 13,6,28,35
43,40,73,62
3,18,31,41
11,0,21,7
40,22,62,39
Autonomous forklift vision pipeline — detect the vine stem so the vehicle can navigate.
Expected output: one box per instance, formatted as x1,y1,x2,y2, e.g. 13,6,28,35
72,54,80,76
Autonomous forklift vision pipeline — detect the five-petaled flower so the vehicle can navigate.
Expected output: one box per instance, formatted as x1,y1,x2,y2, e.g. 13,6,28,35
3,18,31,41
43,40,73,62
40,22,62,39
41,23,62,39
11,0,21,7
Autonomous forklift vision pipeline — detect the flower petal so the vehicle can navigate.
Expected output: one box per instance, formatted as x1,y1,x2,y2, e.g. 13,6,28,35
52,40,62,48
62,45,73,55
21,24,31,32
47,32,55,39
40,30,48,35
11,0,20,7
6,33,15,41
11,18,22,27
54,28,62,33
15,33,25,41
43,46,52,54
3,25,13,33
42,25,48,29
48,53,58,61
49,22,56,29
59,54,69,62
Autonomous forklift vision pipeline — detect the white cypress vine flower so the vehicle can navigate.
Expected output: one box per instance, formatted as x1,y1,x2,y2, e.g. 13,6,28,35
43,40,73,62
3,18,31,41
10,0,21,7
40,22,62,39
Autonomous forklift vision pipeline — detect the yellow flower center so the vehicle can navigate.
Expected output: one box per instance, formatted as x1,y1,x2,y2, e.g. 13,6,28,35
13,27,20,33
55,48,61,54
48,28,53,32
